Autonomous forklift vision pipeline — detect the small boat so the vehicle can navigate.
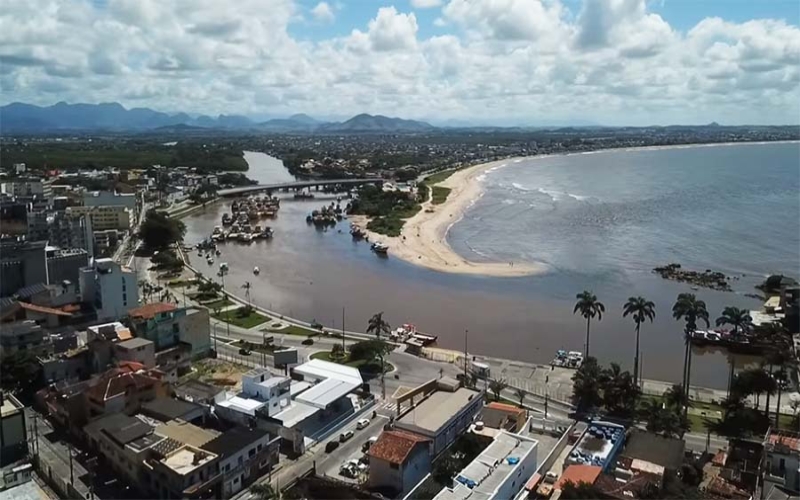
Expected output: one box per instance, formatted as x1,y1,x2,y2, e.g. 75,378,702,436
253,266,260,275
215,249,221,256
294,191,315,200
371,242,389,254
207,257,214,265
222,213,232,226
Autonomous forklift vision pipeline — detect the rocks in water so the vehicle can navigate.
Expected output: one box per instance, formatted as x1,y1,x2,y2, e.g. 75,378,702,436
652,263,732,292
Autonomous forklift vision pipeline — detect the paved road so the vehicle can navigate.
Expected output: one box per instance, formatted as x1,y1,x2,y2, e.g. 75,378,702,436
218,178,382,197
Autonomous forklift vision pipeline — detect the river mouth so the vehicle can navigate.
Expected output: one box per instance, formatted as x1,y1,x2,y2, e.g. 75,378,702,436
181,147,799,389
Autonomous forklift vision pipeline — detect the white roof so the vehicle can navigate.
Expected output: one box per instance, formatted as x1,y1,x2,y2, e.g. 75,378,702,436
290,381,312,396
296,378,359,409
272,401,320,428
217,396,265,415
293,358,362,385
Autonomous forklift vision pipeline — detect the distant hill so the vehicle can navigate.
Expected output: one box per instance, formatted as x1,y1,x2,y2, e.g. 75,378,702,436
321,113,435,133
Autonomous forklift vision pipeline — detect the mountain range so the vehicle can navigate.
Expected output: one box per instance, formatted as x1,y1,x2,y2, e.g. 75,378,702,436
0,102,437,134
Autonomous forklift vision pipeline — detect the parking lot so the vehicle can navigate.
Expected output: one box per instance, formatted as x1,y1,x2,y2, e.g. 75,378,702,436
318,415,385,483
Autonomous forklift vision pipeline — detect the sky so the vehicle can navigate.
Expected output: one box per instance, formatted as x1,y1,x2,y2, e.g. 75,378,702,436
1,0,799,126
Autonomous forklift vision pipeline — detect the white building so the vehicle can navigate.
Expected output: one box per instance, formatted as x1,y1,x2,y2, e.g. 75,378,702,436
291,358,364,409
83,191,136,210
78,258,138,321
433,429,539,500
67,205,132,231
368,430,431,497
214,368,292,425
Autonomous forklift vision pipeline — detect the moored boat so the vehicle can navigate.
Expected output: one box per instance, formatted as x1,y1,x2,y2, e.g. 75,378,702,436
371,242,389,254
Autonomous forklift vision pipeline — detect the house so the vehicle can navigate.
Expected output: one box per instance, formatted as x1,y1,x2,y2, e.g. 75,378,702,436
395,386,483,457
200,427,280,496
214,368,292,425
84,362,169,418
141,396,208,424
555,464,602,492
763,429,800,495
128,303,211,359
0,393,27,466
144,444,222,499
368,430,431,497
114,337,156,368
78,258,138,321
433,430,538,500
480,402,527,433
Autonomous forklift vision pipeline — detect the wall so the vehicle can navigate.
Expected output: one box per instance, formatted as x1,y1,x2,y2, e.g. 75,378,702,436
83,191,136,210
369,456,403,493
115,342,156,368
181,308,211,359
401,445,432,497
218,435,279,496
0,398,27,467
491,441,538,500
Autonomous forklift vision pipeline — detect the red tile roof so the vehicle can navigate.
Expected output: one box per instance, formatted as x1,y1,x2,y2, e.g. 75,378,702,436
129,302,176,320
555,465,602,490
769,431,800,453
18,301,73,316
86,365,159,404
368,430,430,465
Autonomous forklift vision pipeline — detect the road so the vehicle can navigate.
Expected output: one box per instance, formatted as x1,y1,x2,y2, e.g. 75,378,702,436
218,178,383,197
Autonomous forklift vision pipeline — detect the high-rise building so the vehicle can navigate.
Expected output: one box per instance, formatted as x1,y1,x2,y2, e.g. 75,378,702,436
0,239,47,297
78,258,138,321
46,247,89,285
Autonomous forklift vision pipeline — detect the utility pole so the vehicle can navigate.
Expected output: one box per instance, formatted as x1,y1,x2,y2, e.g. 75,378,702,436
68,441,74,485
342,307,346,353
544,374,550,427
463,329,469,382
213,321,217,354
221,271,230,339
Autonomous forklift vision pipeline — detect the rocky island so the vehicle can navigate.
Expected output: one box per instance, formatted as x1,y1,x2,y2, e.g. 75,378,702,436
653,263,733,292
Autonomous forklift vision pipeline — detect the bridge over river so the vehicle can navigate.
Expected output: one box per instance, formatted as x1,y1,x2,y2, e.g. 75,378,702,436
217,178,383,197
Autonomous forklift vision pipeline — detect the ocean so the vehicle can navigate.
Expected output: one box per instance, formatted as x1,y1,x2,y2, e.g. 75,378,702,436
184,143,800,389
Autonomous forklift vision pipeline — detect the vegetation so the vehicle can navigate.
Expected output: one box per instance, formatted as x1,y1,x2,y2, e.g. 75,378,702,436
267,324,318,337
310,348,394,373
639,385,691,438
424,169,457,185
1,351,42,397
349,185,421,236
559,480,604,500
488,378,508,401
672,293,709,408
573,290,605,357
150,249,184,272
430,186,451,205
1,140,247,172
622,296,655,386
202,298,233,310
138,209,186,251
249,483,277,500
366,313,392,393
429,433,492,490
212,307,269,328
572,357,639,418
756,274,797,294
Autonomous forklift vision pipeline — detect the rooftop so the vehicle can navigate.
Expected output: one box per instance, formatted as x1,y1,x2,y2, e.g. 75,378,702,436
201,427,272,457
767,429,800,454
216,395,264,416
622,430,685,470
161,445,217,476
293,358,363,385
142,396,204,422
129,302,176,320
295,377,358,409
175,379,222,403
117,337,154,349
368,430,430,466
397,388,481,434
271,401,320,428
0,393,24,417
555,465,602,490
155,419,220,448
566,421,625,469
434,431,539,500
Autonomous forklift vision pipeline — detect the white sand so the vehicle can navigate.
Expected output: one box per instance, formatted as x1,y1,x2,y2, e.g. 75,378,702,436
351,158,547,277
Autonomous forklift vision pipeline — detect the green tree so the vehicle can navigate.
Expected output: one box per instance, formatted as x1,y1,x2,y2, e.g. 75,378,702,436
572,357,603,412
488,378,508,402
514,387,526,408
573,290,605,358
138,209,186,251
241,281,253,312
600,363,639,418
432,454,461,487
716,306,754,395
623,296,655,387
366,312,391,397
672,293,709,407
249,483,278,500
0,351,42,396
349,339,393,365
559,480,604,500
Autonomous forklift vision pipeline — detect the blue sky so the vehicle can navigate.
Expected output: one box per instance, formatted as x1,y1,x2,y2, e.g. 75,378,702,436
2,0,799,125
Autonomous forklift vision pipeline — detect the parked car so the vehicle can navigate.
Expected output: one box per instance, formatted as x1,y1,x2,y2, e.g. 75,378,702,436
325,441,340,453
339,430,354,442
239,348,251,355
356,418,370,430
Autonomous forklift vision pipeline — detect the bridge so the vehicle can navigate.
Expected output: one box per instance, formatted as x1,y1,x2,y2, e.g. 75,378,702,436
217,178,383,197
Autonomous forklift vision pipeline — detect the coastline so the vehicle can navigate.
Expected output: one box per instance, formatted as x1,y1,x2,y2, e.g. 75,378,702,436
350,139,800,277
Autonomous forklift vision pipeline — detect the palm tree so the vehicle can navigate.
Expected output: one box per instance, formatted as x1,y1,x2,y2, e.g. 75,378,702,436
573,291,605,357
488,378,508,401
514,387,526,408
622,296,655,387
241,281,252,311
250,483,278,500
366,312,391,398
716,306,753,394
672,293,709,406
663,383,690,412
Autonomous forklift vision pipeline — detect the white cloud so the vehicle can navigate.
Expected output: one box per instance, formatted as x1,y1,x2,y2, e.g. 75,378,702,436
0,0,798,125
411,0,442,8
311,2,335,23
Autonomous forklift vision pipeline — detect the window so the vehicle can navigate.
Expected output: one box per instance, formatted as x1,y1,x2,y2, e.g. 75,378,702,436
172,324,179,334
390,463,399,470
225,464,230,472
248,448,255,458
257,444,263,452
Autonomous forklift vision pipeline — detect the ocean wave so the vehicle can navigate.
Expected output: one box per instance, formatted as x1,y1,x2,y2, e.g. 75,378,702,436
511,184,591,201
476,174,487,182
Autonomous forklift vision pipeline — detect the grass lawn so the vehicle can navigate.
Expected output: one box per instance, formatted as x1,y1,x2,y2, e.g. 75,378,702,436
168,279,197,288
311,350,394,373
425,169,457,185
431,186,452,205
232,339,276,354
203,298,234,310
212,307,269,329
267,324,319,337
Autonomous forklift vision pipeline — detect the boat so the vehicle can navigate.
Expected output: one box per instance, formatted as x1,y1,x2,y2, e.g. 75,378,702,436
207,256,214,265
551,349,583,369
350,224,365,239
294,191,315,200
215,249,221,256
371,242,389,254
260,227,274,239
253,266,260,275
222,213,232,226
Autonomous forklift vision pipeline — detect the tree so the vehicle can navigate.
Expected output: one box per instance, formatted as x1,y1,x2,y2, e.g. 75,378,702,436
623,296,655,387
432,453,461,487
572,357,603,412
574,291,605,357
514,387,526,408
488,378,507,401
331,343,345,361
559,480,604,500
249,483,278,500
716,306,752,339
600,363,639,418
366,312,391,398
241,281,253,312
138,209,186,251
672,293,709,406
0,351,42,396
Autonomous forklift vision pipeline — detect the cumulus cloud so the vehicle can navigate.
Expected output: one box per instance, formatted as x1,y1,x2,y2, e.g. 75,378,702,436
311,2,335,23
411,0,442,8
0,0,798,125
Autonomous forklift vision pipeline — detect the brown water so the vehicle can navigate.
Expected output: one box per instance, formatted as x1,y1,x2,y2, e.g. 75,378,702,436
183,151,770,389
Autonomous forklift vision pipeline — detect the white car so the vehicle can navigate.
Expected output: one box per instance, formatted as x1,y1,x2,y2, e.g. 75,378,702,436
339,430,354,442
356,418,370,430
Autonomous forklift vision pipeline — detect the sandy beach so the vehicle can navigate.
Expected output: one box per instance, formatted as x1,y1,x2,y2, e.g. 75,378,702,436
351,158,548,277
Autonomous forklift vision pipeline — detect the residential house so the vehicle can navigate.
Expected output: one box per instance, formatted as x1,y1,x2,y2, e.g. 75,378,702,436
368,430,431,498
